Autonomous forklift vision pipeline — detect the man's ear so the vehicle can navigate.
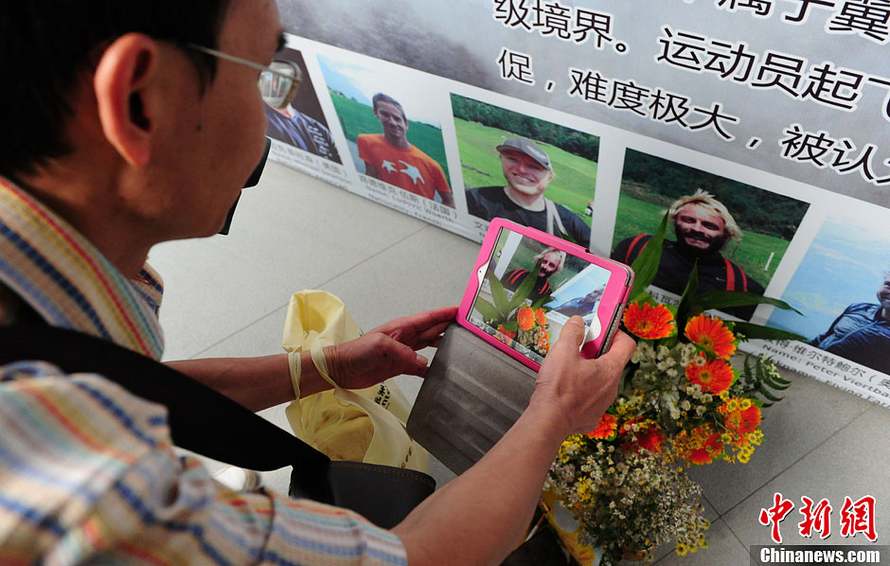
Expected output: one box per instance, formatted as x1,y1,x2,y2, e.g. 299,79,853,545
93,33,160,167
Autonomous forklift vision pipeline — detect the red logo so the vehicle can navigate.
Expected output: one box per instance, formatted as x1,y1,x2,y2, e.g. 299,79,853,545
759,492,878,544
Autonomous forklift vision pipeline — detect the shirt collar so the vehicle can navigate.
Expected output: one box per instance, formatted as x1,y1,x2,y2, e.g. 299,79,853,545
0,177,164,359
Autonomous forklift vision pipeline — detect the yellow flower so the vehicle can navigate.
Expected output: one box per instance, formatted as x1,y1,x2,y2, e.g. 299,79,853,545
676,544,688,557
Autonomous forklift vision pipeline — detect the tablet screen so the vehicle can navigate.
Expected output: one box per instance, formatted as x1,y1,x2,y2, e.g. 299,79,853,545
467,226,613,365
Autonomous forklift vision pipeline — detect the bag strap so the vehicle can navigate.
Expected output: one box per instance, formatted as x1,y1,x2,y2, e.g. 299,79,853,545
0,324,334,503
724,257,736,292
544,198,568,240
624,233,650,264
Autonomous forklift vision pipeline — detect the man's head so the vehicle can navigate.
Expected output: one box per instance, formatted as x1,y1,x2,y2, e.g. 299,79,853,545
877,272,890,312
581,288,603,304
534,247,566,280
1,1,284,255
668,190,741,255
497,138,554,197
372,93,408,146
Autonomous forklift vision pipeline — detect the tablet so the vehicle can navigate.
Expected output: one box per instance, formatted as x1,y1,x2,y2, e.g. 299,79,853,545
457,218,634,371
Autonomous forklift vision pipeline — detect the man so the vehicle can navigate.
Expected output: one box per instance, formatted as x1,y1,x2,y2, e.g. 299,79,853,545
357,93,455,207
0,2,633,564
503,247,567,301
812,273,890,374
553,288,604,318
264,57,340,162
612,190,764,319
466,138,591,246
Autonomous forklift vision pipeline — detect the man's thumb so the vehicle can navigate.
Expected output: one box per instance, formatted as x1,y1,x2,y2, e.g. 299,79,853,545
392,340,428,376
556,316,586,350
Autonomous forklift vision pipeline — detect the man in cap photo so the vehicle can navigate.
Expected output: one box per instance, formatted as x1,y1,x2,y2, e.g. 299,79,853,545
465,138,591,246
357,93,455,207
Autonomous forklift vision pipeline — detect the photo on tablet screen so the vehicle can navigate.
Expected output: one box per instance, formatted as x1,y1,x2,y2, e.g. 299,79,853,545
468,226,611,365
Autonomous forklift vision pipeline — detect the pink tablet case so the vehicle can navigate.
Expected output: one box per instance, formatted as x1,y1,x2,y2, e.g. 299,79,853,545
457,218,633,371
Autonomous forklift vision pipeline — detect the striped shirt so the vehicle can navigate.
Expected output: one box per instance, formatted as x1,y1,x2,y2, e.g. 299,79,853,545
0,177,407,564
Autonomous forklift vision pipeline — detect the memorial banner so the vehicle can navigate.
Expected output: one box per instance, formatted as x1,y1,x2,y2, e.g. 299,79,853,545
269,0,890,408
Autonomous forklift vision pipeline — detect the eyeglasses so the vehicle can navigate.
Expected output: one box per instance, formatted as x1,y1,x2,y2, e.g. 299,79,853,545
187,44,301,109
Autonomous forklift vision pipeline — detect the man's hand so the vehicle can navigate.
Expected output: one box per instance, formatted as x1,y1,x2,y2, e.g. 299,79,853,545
324,306,457,390
529,316,635,436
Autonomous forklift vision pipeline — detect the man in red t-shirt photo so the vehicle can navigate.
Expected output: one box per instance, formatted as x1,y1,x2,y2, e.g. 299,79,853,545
357,93,455,207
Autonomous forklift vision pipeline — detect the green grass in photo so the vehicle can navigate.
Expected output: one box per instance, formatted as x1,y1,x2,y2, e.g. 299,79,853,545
329,90,451,181
454,118,596,227
612,191,790,290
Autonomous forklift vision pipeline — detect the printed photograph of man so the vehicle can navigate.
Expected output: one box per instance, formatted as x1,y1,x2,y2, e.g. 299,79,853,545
452,94,598,247
612,149,810,320
552,288,604,318
317,55,455,207
262,48,340,163
769,212,890,375
357,94,454,207
614,191,762,317
811,273,890,374
502,247,567,301
466,138,591,246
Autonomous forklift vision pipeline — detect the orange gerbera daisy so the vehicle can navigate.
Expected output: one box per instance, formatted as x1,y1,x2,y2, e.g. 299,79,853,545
685,315,737,359
535,307,548,327
683,425,724,465
724,404,762,434
685,355,734,395
618,418,664,453
516,307,535,331
587,413,618,440
687,432,724,465
623,302,676,340
638,426,665,453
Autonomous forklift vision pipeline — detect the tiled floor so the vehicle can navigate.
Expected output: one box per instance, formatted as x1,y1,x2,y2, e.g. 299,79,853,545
153,163,888,565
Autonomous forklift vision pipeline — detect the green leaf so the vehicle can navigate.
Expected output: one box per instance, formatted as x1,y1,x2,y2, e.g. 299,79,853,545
765,378,791,391
675,261,700,329
509,268,539,311
743,355,755,383
488,272,510,315
473,298,499,323
771,374,792,386
628,212,669,301
756,383,783,402
732,322,807,342
762,367,792,390
692,290,803,315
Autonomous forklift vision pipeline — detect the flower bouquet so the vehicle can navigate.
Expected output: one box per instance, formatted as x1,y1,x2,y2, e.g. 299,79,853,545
543,214,804,565
474,270,553,360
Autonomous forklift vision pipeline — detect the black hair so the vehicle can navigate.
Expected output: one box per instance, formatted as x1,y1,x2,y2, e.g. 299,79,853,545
371,93,406,121
0,1,231,178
